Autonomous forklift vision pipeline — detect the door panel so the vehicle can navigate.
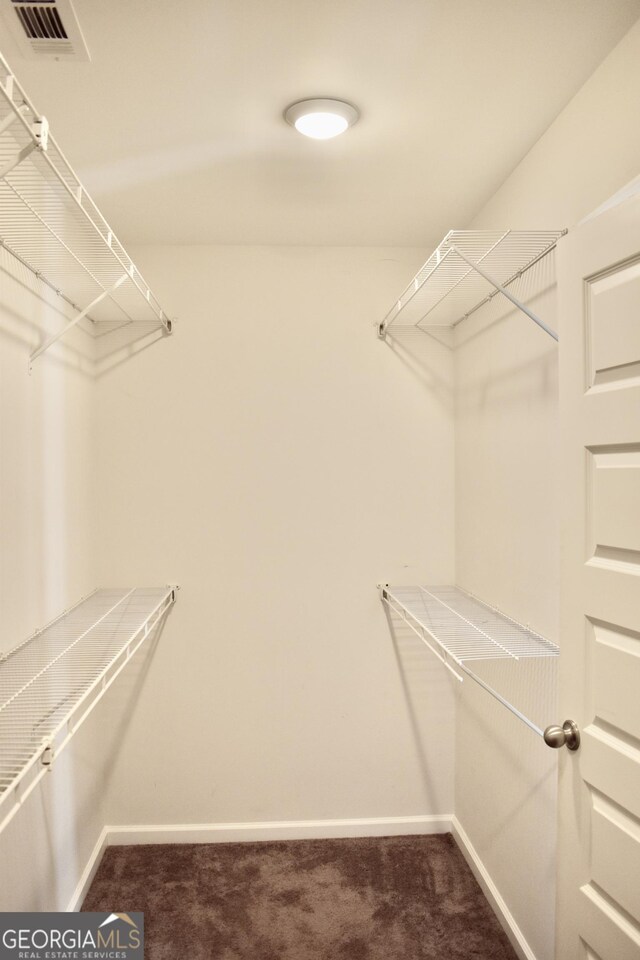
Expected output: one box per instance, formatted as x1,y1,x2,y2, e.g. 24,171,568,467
590,794,640,920
590,619,640,737
589,446,640,554
588,257,640,386
578,885,640,960
557,193,640,959
581,728,640,821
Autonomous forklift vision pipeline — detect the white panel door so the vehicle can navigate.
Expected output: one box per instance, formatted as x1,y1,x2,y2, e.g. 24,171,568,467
557,193,640,960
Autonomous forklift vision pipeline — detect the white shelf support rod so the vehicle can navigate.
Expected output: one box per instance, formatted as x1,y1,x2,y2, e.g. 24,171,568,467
29,272,129,366
0,140,36,180
448,243,559,342
457,661,545,737
0,103,28,138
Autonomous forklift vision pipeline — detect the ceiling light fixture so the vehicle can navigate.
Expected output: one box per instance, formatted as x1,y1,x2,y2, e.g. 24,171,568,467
284,98,359,140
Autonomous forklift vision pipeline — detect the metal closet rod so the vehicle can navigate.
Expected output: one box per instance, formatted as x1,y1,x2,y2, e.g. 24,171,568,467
380,585,544,737
29,272,129,367
379,584,577,747
0,237,90,321
448,243,559,342
379,229,567,340
449,232,566,332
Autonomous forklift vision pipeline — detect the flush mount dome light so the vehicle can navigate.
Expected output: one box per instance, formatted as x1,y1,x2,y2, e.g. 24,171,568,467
284,98,359,140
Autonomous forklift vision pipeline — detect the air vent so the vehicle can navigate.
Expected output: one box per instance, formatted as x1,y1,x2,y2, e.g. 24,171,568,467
14,3,68,41
1,0,90,60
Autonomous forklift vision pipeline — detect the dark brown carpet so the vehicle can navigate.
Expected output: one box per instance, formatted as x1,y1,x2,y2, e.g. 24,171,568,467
82,834,518,960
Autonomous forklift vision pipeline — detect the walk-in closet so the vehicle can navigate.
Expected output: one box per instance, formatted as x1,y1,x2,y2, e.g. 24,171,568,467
1,3,640,959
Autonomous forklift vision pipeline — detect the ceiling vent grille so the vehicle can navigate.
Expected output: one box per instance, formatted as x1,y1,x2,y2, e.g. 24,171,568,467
14,3,68,41
1,0,90,60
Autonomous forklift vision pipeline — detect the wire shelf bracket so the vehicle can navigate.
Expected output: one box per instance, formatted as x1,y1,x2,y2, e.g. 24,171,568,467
378,229,567,342
28,271,128,368
379,584,562,742
0,585,177,837
0,53,173,365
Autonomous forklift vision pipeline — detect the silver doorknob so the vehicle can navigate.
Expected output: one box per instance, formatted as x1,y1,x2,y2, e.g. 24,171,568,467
543,719,580,751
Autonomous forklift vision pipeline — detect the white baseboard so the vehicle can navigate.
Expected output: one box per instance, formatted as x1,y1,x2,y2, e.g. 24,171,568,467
451,817,537,960
66,826,110,912
68,814,451,911
106,814,452,847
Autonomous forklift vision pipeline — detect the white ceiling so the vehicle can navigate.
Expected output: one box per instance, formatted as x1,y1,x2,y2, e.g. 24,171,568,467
3,0,639,246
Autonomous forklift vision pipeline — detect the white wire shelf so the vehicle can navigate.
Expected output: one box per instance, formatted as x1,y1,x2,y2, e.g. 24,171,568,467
379,230,566,340
0,586,176,836
0,53,171,362
380,584,559,738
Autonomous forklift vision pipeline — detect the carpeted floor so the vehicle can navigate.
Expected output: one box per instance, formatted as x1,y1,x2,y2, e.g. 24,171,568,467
82,834,518,960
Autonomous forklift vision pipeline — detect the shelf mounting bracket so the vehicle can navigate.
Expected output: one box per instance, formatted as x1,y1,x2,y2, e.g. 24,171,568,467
0,115,48,181
448,243,558,342
29,272,129,369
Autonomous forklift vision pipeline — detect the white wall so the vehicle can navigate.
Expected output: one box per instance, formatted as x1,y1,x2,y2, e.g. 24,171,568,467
454,16,640,960
0,252,107,911
0,241,457,908
95,245,457,828
454,268,560,960
467,17,640,232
